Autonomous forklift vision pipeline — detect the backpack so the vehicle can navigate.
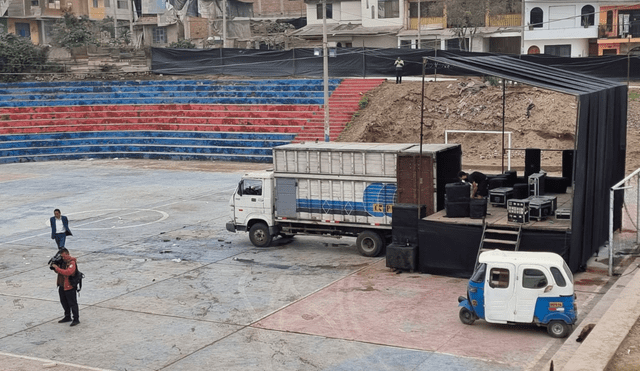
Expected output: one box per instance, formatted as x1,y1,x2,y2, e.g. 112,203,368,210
69,265,85,293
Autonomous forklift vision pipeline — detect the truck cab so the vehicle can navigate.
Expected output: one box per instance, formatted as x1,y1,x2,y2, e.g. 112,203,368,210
226,171,277,247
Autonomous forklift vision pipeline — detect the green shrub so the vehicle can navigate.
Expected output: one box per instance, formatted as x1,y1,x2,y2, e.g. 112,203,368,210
169,39,196,49
0,33,49,82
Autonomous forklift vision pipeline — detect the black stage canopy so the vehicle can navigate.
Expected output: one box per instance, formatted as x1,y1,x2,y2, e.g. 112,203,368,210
424,54,627,272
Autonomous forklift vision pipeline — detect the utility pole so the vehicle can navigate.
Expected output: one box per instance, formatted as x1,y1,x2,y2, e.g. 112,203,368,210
113,0,118,39
417,0,421,48
223,0,227,47
322,0,330,142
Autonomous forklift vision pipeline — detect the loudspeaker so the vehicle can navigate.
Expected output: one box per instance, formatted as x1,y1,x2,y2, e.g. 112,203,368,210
392,204,427,228
513,183,529,199
503,170,517,186
488,176,507,190
445,182,471,202
525,148,541,178
446,200,470,217
470,198,487,219
562,149,575,180
386,243,418,271
392,225,419,245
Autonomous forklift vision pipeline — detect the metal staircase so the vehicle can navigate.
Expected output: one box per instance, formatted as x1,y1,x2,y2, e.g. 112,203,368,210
474,222,522,268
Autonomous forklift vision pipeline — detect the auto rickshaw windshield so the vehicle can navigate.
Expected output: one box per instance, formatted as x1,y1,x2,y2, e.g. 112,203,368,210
470,263,487,283
562,261,574,284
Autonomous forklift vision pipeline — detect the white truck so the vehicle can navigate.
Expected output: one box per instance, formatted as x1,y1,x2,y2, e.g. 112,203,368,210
226,142,461,256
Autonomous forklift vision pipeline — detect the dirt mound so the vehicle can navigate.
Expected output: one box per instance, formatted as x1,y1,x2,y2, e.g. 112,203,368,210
339,77,640,174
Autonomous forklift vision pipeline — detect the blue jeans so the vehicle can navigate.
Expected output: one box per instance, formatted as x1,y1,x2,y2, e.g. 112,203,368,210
54,233,66,249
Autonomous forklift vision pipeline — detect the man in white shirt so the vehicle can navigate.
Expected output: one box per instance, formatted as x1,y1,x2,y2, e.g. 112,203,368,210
50,209,72,249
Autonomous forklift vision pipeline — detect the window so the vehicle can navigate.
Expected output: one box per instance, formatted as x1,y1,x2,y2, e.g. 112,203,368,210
15,23,31,38
152,27,167,44
489,268,509,288
241,179,262,196
606,10,613,32
104,0,109,7
530,7,543,28
316,3,332,19
378,0,399,18
471,263,487,283
522,269,548,289
117,0,127,9
544,44,571,57
581,5,594,27
31,0,39,6
446,37,469,51
92,0,98,7
550,267,567,287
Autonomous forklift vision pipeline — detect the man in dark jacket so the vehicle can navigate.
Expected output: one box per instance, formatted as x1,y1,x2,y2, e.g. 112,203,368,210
50,209,72,249
458,171,488,198
51,248,80,326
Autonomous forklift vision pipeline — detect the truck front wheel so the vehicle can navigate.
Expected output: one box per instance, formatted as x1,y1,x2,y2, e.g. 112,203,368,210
249,223,272,247
356,231,384,257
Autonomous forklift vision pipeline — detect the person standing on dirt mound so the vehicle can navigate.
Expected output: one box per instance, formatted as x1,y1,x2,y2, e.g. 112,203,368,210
394,57,404,84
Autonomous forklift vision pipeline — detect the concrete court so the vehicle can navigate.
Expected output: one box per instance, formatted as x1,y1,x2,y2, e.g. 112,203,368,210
0,159,627,371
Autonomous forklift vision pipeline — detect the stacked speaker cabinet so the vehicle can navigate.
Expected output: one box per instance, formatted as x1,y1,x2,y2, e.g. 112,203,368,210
525,148,541,178
445,182,470,217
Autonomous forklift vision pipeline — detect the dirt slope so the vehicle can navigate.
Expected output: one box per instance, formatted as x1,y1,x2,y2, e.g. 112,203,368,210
338,77,640,174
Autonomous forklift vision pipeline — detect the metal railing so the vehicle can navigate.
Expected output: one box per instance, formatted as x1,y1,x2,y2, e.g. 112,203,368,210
609,167,640,275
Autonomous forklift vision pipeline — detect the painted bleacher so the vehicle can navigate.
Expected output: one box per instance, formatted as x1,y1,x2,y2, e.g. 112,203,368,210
0,78,385,164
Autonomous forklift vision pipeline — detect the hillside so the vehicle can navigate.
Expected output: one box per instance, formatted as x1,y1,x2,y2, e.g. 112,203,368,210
338,78,640,175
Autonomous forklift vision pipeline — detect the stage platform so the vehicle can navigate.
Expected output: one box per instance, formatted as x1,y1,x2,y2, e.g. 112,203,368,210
425,190,573,232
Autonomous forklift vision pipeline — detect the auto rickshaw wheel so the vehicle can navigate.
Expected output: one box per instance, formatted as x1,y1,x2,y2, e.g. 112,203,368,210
547,320,570,338
459,307,476,325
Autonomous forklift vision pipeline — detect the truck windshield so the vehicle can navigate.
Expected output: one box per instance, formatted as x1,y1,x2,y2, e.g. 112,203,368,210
470,263,486,283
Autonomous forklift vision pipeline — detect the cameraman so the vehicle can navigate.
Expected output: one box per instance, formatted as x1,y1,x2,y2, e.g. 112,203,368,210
50,248,80,326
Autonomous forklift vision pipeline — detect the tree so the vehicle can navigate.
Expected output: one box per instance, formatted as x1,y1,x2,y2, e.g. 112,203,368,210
445,0,486,51
445,0,521,51
50,10,98,52
0,32,49,82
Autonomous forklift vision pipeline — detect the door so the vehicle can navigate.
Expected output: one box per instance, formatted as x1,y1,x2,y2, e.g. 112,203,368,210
234,178,266,225
275,178,297,218
514,265,550,323
484,263,516,323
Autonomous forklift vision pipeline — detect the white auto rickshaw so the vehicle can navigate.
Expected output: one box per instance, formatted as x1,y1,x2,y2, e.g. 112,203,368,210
458,250,577,338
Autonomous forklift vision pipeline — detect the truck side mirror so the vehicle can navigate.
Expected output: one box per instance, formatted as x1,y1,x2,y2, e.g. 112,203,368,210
237,182,243,196
544,285,553,293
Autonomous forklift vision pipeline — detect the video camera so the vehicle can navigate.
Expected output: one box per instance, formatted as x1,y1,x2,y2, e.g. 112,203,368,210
48,252,66,271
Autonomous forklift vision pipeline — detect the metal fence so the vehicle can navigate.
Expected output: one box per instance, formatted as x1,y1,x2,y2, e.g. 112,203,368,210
609,167,640,275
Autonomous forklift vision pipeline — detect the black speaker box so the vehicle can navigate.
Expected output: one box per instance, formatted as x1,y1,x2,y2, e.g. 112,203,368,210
470,198,487,219
513,183,529,199
488,176,507,190
503,170,517,186
562,149,575,180
545,177,568,194
445,182,470,202
525,148,541,178
446,200,470,217
386,243,418,271
392,204,427,228
392,225,419,245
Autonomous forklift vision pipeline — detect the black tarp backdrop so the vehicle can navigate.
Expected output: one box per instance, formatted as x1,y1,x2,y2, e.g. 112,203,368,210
151,47,640,81
424,55,627,272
